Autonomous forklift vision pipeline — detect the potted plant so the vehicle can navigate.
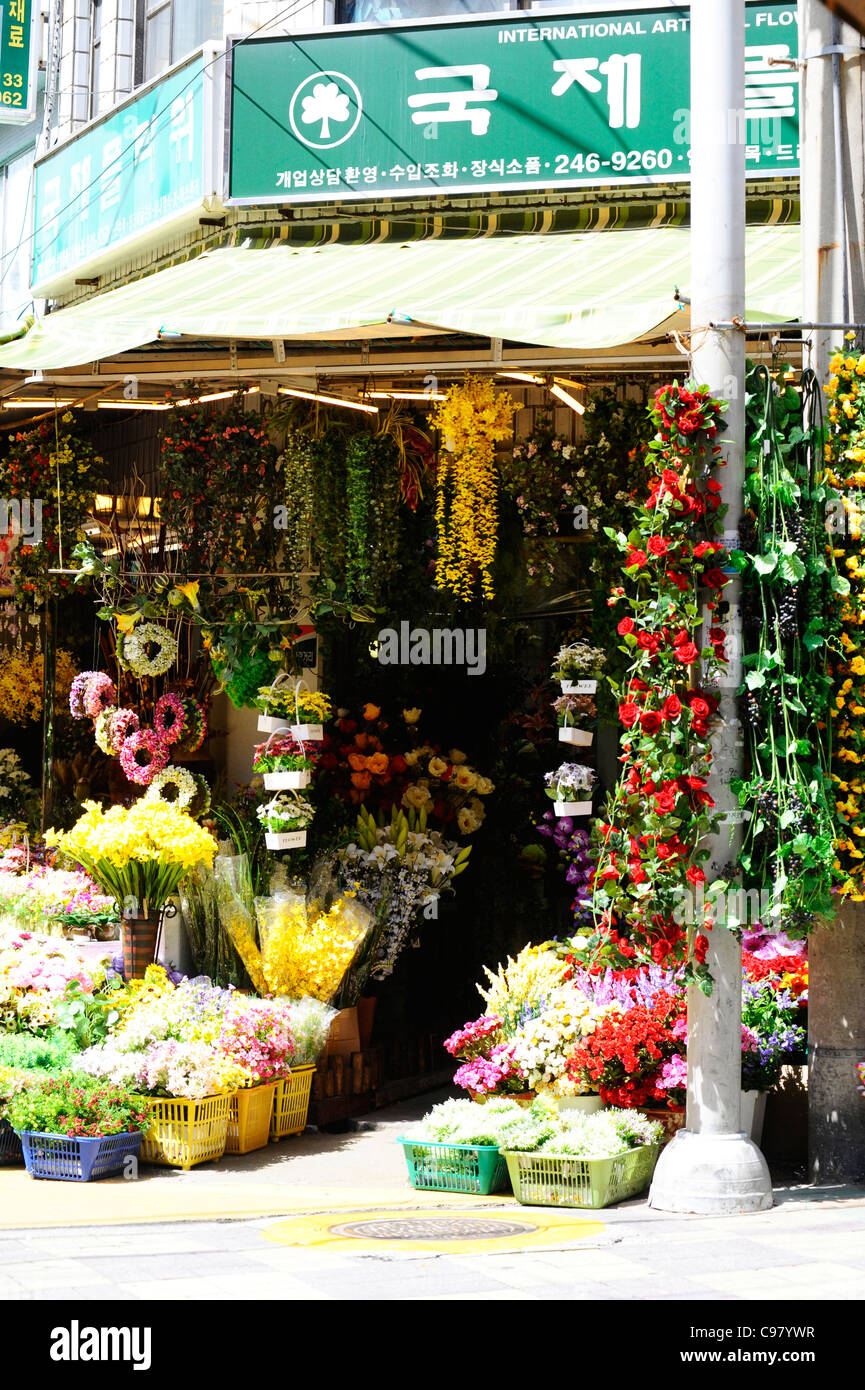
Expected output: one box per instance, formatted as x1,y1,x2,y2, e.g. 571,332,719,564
45,800,217,980
253,732,315,791
6,1074,148,1182
553,693,596,748
256,791,315,850
552,642,606,695
256,679,331,741
544,763,596,817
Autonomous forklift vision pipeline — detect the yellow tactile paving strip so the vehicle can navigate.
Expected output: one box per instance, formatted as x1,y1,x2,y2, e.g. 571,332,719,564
260,1208,606,1254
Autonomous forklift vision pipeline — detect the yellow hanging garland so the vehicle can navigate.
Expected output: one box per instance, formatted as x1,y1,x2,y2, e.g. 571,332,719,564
428,376,515,602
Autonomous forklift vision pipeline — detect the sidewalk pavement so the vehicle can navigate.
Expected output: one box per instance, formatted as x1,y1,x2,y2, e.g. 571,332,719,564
2,1089,865,1300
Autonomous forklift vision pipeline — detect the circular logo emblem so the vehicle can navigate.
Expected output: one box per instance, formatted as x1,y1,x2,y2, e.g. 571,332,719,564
289,71,363,150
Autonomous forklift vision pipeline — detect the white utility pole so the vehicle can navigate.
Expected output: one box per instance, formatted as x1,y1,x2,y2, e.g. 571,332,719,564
649,0,773,1213
800,0,865,1185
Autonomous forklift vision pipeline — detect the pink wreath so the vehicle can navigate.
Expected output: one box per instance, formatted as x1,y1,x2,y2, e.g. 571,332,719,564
154,692,186,746
119,729,169,786
82,672,117,719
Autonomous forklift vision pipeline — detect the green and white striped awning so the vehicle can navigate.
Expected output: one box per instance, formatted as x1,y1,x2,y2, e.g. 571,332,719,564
0,223,801,371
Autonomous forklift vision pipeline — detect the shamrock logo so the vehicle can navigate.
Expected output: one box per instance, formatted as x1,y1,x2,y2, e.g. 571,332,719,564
301,81,350,142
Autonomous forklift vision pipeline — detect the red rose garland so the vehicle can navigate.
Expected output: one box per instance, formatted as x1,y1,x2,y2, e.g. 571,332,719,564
591,382,729,988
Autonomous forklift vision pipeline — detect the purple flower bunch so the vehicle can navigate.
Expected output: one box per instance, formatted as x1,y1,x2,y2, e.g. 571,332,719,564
536,814,597,927
572,963,685,1012
452,1043,523,1096
69,671,116,720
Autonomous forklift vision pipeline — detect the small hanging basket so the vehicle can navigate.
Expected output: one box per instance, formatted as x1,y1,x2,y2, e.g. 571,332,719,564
553,799,593,817
263,769,312,790
559,726,593,747
265,829,308,851
289,678,324,743
561,678,597,695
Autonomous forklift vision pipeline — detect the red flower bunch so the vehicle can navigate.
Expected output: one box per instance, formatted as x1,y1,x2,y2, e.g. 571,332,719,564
566,990,685,1107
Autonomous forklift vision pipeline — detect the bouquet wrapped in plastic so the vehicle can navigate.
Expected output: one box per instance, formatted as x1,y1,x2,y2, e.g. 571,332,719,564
253,888,374,1004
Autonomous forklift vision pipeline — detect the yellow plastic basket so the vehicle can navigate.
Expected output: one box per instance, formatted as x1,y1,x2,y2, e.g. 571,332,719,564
135,1094,232,1169
270,1065,315,1140
226,1083,277,1155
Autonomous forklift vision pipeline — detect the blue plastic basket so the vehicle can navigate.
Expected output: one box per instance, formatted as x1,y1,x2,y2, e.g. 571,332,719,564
19,1129,143,1182
0,1118,23,1164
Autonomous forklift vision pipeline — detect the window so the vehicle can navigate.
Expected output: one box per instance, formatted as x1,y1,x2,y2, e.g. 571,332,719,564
337,0,510,22
139,0,222,85
89,0,103,120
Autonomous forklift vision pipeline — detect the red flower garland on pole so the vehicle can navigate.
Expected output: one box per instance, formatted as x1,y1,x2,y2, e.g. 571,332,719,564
590,381,729,989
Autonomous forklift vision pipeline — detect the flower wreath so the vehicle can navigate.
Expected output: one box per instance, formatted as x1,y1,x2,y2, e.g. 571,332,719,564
119,729,170,786
94,707,141,755
153,692,186,745
69,671,116,720
175,697,206,754
121,623,178,678
143,764,198,811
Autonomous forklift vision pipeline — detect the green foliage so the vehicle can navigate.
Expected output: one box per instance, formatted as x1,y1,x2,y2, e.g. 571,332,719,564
51,979,124,1049
5,1072,148,1137
0,1031,80,1071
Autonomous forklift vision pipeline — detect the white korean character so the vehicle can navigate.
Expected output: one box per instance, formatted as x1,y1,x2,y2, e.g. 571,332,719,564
423,162,440,178
506,159,523,174
277,171,289,187
293,170,307,187
363,166,378,182
327,169,341,184
442,161,458,178
525,156,541,175
69,155,92,211
551,53,641,130
776,143,793,160
471,159,487,178
744,45,795,119
344,166,361,182
310,170,325,186
489,158,504,175
100,135,123,212
407,66,498,137
745,144,761,163
169,93,195,165
134,117,157,179
407,164,422,181
389,164,406,181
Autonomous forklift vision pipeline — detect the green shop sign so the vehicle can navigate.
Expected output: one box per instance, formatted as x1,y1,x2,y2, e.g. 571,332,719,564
228,2,799,206
0,0,39,125
32,48,220,295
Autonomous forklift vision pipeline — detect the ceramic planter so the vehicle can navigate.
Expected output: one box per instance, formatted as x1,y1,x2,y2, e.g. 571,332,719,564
257,714,290,735
558,726,593,747
262,769,312,791
552,799,593,817
264,829,308,851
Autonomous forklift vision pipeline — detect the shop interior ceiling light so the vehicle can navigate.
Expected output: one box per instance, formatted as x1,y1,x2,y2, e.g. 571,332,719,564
97,399,171,411
367,390,446,401
550,383,586,415
278,387,379,415
497,371,546,385
1,397,77,408
174,387,260,406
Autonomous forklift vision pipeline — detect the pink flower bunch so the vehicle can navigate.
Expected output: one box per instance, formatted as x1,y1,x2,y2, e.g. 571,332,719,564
104,708,140,754
8,956,93,994
741,1024,760,1054
69,671,114,719
657,1053,687,1091
444,1013,504,1059
119,729,170,786
453,1043,523,1096
218,1000,296,1085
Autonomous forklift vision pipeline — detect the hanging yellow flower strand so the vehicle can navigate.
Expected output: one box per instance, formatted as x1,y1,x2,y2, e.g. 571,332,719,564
428,376,516,602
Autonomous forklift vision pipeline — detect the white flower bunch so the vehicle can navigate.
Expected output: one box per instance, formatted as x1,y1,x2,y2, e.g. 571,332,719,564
544,762,596,800
552,642,606,680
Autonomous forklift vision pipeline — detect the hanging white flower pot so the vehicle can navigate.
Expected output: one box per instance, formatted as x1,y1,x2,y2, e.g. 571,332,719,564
560,677,598,695
553,799,593,817
263,769,312,791
289,722,324,743
264,829,308,851
257,714,290,735
558,726,593,747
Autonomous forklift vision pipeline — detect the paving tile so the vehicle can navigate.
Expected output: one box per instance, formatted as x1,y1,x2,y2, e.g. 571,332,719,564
81,1251,272,1282
6,1259,112,1291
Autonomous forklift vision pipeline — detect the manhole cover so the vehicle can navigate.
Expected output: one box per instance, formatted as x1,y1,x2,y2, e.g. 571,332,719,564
328,1216,537,1241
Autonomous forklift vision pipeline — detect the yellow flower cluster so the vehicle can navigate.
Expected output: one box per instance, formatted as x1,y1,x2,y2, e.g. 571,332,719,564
46,800,216,872
254,893,372,1002
0,650,78,725
825,340,865,894
428,376,515,603
478,943,569,1018
114,962,174,1023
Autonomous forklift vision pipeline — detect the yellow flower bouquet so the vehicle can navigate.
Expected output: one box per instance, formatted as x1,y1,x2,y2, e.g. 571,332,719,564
45,800,216,917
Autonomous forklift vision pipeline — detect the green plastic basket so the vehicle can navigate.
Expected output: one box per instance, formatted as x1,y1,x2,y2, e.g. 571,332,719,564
502,1143,660,1209
398,1137,511,1195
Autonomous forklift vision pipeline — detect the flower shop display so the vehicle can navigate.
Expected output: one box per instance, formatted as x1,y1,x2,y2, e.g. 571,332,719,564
144,766,210,817
118,729,170,787
428,375,516,602
398,1096,560,1195
499,414,579,586
0,750,38,833
535,817,596,931
253,732,315,790
6,1074,148,1182
553,693,596,747
593,380,730,981
257,791,315,849
45,801,216,978
544,762,596,817
0,649,79,729
733,363,838,932
93,707,139,756
69,671,117,720
252,888,375,1002
552,642,607,694
0,924,117,1033
0,862,118,938
119,622,179,678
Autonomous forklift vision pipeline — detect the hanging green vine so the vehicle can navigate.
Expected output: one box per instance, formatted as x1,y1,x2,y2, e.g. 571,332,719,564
731,362,841,933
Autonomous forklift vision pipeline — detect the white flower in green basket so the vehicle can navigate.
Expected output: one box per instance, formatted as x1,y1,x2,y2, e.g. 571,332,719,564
256,792,315,833
544,763,596,801
121,623,178,678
